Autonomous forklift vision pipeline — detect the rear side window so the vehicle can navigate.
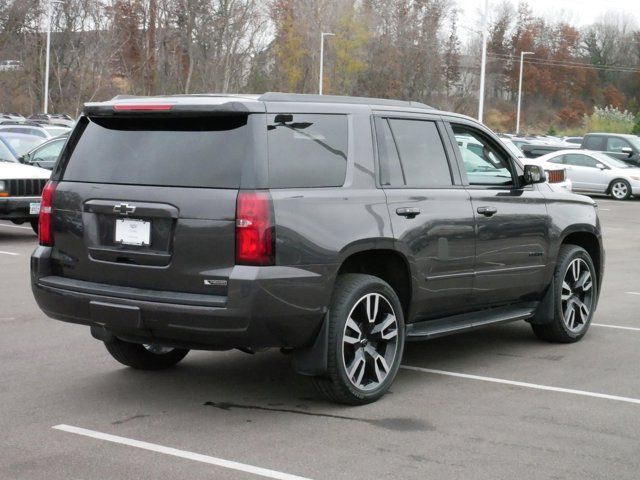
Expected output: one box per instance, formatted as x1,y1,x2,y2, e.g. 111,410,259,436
584,136,603,150
267,114,348,188
62,116,251,188
384,118,453,188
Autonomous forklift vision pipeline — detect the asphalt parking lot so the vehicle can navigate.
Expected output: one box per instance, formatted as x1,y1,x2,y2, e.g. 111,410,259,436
2,196,639,480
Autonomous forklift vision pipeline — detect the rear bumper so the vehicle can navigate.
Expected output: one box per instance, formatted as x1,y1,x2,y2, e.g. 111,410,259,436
0,196,40,219
31,246,331,349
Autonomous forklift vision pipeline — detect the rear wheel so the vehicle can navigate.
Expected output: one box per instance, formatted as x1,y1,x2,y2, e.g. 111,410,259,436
609,179,631,200
30,219,38,235
311,274,405,405
104,337,189,370
531,245,597,343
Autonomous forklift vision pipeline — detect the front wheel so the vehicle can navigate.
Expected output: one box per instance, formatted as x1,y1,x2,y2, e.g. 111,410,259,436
104,337,189,370
531,245,597,343
610,179,631,200
311,274,405,405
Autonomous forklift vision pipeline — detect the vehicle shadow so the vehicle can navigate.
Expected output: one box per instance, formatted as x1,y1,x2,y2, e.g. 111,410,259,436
69,321,541,421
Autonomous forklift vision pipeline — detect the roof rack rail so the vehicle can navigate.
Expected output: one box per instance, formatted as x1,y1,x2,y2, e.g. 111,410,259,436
258,92,432,109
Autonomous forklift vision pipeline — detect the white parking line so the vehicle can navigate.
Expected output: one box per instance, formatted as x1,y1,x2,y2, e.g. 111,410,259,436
0,223,31,230
593,323,640,332
52,424,312,480
401,366,640,406
625,292,640,296
0,250,19,256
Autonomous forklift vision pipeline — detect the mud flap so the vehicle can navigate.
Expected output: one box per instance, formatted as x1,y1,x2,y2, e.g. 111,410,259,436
291,311,329,376
528,278,555,325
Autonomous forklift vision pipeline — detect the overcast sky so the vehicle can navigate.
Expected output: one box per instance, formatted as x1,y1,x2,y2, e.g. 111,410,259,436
455,0,639,35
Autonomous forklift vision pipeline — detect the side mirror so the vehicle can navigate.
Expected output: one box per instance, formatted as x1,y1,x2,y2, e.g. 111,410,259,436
621,147,633,157
523,164,546,185
596,163,606,170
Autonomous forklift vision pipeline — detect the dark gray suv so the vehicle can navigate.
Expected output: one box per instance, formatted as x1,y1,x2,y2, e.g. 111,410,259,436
31,93,604,404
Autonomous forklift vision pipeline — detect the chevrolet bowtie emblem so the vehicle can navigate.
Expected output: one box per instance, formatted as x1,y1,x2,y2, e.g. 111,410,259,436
113,203,136,215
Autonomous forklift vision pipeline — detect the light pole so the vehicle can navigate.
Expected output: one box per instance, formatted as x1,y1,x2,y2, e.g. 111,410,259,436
44,0,63,114
319,32,335,95
516,51,534,134
477,0,489,123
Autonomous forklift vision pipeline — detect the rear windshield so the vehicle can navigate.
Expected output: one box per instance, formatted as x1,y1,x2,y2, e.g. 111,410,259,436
62,116,251,188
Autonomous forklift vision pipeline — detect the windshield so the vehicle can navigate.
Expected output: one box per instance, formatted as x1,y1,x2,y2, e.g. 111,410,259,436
501,139,524,158
1,135,43,155
0,139,17,162
592,151,632,168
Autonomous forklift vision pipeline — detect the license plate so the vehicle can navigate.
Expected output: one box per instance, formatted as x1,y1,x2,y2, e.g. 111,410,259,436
29,202,41,215
115,218,151,246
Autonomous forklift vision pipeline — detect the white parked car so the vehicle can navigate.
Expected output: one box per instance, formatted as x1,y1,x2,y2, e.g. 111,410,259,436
0,159,50,233
531,149,640,200
457,134,572,192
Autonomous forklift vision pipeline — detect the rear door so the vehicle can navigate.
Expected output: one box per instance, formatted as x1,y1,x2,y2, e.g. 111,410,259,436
375,114,476,319
444,120,550,307
562,153,608,192
51,112,266,297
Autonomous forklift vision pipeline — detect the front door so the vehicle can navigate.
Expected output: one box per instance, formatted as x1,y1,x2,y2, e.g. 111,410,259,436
374,115,476,319
445,121,550,307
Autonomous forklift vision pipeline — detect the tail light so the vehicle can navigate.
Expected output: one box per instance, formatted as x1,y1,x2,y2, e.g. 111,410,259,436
547,169,565,184
235,191,275,266
39,181,57,246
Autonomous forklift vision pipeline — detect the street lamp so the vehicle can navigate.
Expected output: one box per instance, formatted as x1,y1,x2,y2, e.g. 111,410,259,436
516,51,534,134
44,0,64,114
477,0,489,123
319,32,335,95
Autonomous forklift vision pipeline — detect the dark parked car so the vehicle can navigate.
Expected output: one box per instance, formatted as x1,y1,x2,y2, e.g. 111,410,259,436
31,93,604,405
580,133,640,166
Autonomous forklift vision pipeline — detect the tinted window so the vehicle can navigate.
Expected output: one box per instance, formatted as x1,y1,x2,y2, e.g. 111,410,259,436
565,154,599,168
584,136,602,150
387,119,452,188
375,118,404,187
63,116,250,188
452,125,513,186
606,137,631,152
267,114,347,188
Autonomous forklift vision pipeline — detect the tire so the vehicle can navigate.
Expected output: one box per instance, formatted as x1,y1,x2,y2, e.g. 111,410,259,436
30,219,38,235
104,337,189,370
609,179,631,200
311,274,405,405
531,245,597,343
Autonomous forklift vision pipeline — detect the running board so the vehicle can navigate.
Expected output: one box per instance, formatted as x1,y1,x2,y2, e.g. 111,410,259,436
406,305,537,341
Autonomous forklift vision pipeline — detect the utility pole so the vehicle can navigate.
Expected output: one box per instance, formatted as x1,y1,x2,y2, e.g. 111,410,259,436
477,0,489,123
319,32,335,95
516,51,534,134
43,0,63,114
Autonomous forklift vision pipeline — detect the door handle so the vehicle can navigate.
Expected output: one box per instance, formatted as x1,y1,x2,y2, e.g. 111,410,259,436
477,206,497,217
396,207,421,218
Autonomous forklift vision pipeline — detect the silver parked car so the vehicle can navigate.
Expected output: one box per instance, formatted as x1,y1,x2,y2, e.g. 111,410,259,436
534,149,640,200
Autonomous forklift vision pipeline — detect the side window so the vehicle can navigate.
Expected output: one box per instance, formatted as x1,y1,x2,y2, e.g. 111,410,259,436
33,140,64,162
374,118,404,187
565,154,598,168
606,137,631,152
386,118,452,188
451,124,514,187
548,155,565,164
267,114,348,188
584,136,603,150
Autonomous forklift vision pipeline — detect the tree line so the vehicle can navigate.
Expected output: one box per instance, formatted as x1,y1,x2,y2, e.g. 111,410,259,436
0,0,638,133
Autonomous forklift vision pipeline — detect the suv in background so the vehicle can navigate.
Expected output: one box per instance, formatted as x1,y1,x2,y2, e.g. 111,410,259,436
580,133,640,166
31,93,604,405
